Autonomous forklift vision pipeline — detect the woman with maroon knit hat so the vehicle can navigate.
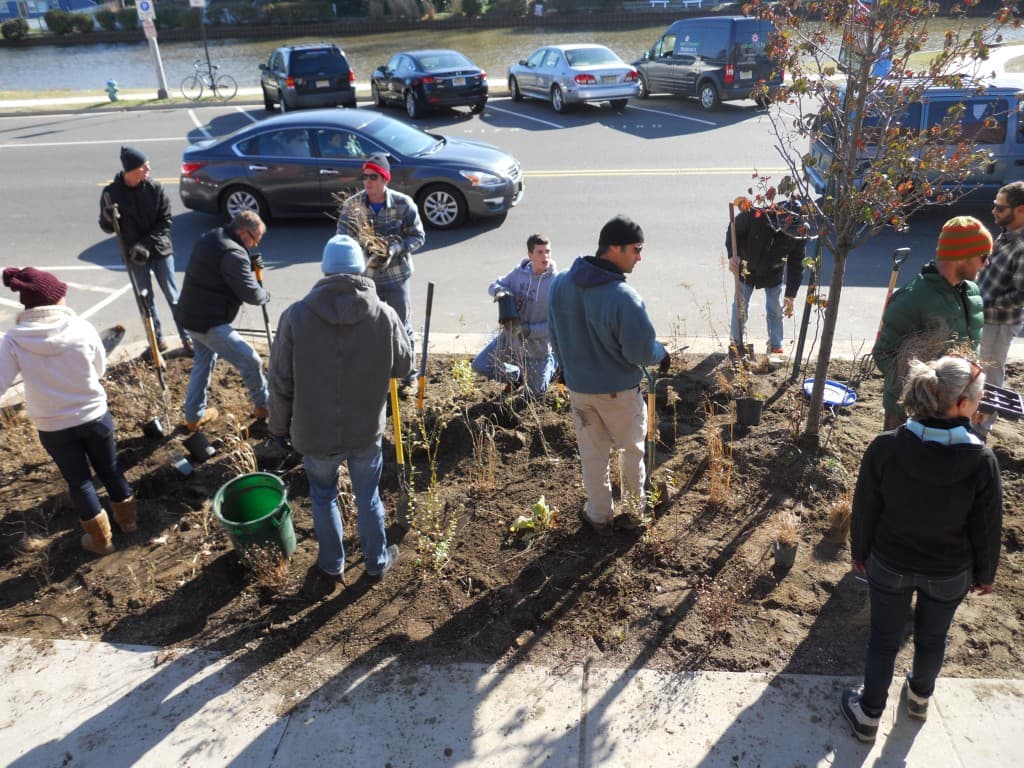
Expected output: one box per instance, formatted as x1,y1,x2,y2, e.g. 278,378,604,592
0,267,136,556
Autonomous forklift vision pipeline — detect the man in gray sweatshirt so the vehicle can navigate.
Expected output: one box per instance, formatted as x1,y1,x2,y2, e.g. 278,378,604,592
268,234,413,597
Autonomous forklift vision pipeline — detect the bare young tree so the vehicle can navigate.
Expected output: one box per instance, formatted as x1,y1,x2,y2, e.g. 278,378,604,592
753,0,1018,446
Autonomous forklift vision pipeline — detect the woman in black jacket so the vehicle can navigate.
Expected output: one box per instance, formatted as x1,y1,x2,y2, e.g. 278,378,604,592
841,355,1002,743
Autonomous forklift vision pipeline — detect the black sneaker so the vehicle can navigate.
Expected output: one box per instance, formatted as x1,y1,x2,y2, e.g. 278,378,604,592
903,675,929,721
577,507,612,538
841,688,880,743
367,544,399,580
300,563,342,601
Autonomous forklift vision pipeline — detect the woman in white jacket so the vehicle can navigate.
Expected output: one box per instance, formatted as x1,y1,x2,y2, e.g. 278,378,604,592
1,267,135,556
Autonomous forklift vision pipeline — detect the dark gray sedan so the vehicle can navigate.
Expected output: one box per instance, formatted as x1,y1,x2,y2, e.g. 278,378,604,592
179,110,524,229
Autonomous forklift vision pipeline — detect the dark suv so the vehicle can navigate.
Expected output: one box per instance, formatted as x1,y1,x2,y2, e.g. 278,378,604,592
260,44,357,112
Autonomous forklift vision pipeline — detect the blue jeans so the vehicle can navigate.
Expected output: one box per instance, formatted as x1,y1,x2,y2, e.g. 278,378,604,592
182,324,267,423
303,442,390,577
730,281,784,349
860,554,971,715
472,334,555,396
37,411,132,521
131,255,190,345
376,279,416,380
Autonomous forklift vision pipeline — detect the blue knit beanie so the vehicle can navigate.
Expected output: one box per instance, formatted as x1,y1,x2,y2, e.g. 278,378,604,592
321,235,365,275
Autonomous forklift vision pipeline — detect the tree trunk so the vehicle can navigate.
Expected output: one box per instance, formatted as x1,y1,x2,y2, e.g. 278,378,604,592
799,246,849,449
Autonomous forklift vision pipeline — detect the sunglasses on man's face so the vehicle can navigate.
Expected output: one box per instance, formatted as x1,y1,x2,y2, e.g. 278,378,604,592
361,173,381,181
992,201,1012,212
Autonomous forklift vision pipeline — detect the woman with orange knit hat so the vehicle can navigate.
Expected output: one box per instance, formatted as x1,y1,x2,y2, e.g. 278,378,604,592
872,215,990,430
0,267,135,556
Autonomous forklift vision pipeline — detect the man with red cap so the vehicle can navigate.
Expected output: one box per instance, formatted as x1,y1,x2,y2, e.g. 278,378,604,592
99,146,192,357
1,267,136,557
336,152,424,386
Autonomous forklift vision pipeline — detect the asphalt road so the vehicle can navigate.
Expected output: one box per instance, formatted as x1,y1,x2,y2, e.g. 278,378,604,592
0,96,977,351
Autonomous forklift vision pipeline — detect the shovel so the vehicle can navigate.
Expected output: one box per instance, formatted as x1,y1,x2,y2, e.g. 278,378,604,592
251,253,274,356
416,281,435,414
389,377,411,529
876,247,910,339
644,367,658,491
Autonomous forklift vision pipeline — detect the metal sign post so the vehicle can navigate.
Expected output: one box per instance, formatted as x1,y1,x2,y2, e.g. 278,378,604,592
137,0,168,99
190,0,213,83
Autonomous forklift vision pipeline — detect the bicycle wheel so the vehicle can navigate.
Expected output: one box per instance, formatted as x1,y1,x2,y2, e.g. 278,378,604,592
213,74,238,101
180,74,203,101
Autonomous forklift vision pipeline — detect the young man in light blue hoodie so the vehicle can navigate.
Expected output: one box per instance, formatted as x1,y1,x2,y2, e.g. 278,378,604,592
547,216,669,536
472,233,557,396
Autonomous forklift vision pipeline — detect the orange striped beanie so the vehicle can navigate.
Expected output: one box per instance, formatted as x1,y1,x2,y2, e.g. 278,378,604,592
936,216,993,261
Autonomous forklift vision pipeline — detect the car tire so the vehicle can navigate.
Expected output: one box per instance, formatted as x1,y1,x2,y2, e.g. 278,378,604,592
262,88,276,112
638,74,650,100
372,82,384,108
278,92,289,113
417,183,467,229
551,85,567,114
509,76,523,102
610,98,628,112
470,100,487,115
698,81,720,112
221,186,269,222
405,91,422,119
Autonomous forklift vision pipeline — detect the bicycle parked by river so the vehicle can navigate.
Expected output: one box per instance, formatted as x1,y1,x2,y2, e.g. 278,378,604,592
180,59,237,102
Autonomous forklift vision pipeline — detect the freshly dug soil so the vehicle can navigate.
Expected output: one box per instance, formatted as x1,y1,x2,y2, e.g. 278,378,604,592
1,349,1022,700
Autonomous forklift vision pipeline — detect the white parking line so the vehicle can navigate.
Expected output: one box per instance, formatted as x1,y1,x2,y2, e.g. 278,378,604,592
235,105,259,123
0,137,185,149
187,108,213,139
525,167,788,178
627,105,718,126
485,103,565,129
0,297,23,309
64,280,121,294
79,282,134,321
41,265,126,271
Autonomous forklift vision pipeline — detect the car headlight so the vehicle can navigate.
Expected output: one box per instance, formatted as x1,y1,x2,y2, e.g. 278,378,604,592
460,170,503,187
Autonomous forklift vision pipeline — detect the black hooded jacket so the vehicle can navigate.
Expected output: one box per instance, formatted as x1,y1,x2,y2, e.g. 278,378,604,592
98,173,173,258
851,418,1002,585
725,208,805,295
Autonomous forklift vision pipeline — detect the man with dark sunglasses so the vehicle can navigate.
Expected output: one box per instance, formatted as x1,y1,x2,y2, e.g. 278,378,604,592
336,153,425,387
874,216,989,430
976,181,1024,435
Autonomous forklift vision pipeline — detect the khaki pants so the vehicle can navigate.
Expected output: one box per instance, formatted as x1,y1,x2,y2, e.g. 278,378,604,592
979,322,1017,433
569,387,647,525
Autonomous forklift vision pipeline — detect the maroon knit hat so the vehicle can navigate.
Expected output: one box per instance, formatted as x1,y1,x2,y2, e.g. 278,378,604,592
3,267,68,309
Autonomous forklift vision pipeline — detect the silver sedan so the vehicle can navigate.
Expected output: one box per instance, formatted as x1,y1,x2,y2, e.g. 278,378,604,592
507,44,639,114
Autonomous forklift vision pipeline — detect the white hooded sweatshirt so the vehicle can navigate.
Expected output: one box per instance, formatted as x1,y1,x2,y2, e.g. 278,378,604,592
0,305,107,432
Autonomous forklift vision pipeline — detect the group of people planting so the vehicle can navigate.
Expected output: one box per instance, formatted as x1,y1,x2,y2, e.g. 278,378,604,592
0,149,1016,747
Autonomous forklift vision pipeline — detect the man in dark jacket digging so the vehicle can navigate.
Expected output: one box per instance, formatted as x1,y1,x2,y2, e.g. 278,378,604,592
726,198,809,356
268,234,413,598
175,211,270,433
99,146,193,356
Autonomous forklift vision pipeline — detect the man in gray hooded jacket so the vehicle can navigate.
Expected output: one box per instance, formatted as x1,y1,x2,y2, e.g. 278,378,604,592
268,234,412,596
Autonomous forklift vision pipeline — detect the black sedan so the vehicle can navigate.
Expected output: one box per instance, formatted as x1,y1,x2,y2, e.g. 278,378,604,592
179,110,523,230
371,49,488,118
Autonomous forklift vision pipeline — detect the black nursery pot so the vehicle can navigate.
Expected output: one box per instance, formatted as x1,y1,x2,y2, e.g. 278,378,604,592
141,418,164,439
183,431,216,463
735,397,764,427
773,541,798,571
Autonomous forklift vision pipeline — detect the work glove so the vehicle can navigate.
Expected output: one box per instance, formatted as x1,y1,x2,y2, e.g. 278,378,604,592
553,368,565,386
658,352,671,376
493,289,510,302
782,296,795,318
387,239,403,262
250,252,265,272
128,244,150,266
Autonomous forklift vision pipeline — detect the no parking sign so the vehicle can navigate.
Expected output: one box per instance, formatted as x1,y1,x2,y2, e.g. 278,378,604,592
137,0,155,21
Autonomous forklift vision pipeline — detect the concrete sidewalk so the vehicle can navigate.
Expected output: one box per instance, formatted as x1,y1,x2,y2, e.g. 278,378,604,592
1,635,1021,767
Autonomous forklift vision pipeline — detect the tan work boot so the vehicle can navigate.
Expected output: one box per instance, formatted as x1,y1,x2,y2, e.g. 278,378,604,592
253,406,269,421
81,510,115,556
110,496,137,534
185,406,219,433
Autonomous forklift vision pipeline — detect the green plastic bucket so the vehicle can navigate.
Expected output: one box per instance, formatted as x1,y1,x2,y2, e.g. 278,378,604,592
213,472,296,559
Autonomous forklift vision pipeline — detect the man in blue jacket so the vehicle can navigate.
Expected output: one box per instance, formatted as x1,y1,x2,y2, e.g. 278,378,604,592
548,215,669,536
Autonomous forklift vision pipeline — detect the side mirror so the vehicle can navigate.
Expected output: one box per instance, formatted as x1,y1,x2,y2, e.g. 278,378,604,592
519,59,527,66
259,63,268,71
641,51,650,61
378,65,388,74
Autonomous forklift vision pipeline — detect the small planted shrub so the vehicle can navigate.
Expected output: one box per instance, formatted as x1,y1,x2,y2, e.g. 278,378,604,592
116,7,138,30
43,9,75,35
71,13,95,34
462,0,483,16
95,8,118,31
1,17,30,40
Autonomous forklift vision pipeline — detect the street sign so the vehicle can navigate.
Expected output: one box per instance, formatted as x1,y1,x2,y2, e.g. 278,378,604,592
141,19,156,40
189,0,207,7
137,0,155,21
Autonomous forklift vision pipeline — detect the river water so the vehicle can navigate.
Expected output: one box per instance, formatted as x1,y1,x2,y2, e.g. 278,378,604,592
2,18,1021,94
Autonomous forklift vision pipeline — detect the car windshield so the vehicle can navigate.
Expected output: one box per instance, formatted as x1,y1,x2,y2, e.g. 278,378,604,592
291,49,347,76
361,114,438,156
419,52,473,71
565,47,619,67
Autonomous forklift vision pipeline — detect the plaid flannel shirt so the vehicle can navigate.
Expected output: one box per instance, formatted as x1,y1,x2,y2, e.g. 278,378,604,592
337,188,425,288
977,226,1024,325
